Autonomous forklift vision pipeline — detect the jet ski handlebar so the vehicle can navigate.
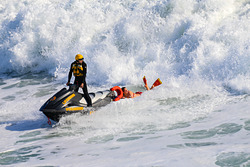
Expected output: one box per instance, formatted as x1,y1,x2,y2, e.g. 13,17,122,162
68,84,78,91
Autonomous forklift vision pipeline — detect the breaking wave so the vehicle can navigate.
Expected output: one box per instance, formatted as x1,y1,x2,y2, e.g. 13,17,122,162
0,0,249,92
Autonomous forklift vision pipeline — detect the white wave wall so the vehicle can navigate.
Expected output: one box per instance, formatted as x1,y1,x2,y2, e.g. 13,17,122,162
0,0,249,90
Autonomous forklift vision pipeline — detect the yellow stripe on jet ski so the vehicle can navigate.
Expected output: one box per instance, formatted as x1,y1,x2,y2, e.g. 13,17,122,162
62,94,75,105
65,107,84,111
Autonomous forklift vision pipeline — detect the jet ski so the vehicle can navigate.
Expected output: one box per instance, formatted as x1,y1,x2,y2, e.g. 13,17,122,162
40,84,123,122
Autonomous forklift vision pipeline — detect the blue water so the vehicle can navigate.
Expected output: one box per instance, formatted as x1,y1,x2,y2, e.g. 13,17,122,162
0,0,250,166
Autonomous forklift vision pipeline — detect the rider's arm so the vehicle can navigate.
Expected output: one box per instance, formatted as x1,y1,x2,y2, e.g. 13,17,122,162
68,63,73,83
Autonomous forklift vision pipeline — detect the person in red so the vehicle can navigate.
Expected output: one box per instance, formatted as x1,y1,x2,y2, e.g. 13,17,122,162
66,54,92,107
121,85,153,98
122,76,162,99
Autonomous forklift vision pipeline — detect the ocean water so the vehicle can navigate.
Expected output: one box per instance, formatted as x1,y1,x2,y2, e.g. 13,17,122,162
0,0,250,166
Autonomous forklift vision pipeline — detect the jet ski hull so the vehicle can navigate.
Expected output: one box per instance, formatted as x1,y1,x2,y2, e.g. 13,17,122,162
40,85,116,122
41,108,91,122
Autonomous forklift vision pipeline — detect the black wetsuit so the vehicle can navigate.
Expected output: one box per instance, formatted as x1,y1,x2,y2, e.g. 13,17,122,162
68,61,92,107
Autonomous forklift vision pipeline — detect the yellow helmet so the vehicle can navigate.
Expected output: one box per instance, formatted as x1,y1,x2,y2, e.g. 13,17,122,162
75,54,84,61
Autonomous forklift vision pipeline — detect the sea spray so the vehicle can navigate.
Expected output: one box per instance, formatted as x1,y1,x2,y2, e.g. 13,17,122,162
0,0,249,89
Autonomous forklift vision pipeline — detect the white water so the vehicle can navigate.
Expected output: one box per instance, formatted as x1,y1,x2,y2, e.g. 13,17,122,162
0,0,250,166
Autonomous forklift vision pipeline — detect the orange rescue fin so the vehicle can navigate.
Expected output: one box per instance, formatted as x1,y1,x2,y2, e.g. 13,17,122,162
143,76,147,85
150,78,162,89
